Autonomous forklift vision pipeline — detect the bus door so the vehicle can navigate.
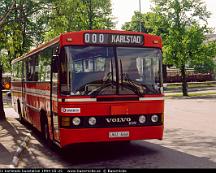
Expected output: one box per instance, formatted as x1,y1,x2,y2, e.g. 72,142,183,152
50,46,60,142
21,60,27,120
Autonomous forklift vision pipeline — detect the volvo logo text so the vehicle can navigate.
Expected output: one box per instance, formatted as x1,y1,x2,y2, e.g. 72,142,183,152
105,117,132,123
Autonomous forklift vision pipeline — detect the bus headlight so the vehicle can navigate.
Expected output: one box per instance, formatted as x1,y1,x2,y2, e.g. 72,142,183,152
72,117,81,126
139,115,146,124
151,115,159,123
88,117,96,126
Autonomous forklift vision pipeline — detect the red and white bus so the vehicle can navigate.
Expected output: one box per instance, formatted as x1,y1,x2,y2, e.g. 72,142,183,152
11,30,164,148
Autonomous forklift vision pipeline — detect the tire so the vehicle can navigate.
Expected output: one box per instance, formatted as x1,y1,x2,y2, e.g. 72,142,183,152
44,122,49,141
41,116,52,146
17,100,23,123
41,117,49,140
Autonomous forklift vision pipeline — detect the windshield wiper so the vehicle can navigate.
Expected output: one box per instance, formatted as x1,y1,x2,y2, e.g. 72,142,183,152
119,59,143,97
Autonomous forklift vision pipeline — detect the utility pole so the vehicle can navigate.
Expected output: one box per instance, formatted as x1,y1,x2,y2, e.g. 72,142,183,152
139,0,142,32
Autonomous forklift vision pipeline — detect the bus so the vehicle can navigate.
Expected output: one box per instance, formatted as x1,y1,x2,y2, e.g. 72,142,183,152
11,30,164,148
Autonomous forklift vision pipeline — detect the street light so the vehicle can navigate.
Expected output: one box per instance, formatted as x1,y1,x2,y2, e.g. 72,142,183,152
139,0,142,32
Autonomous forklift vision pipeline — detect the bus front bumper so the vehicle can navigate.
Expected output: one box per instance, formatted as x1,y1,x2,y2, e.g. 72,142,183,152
59,126,163,147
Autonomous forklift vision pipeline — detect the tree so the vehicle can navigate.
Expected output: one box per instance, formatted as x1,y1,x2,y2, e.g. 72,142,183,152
190,39,216,74
0,0,16,28
122,11,171,81
44,0,114,40
0,0,16,120
122,11,146,32
150,0,215,96
0,0,51,120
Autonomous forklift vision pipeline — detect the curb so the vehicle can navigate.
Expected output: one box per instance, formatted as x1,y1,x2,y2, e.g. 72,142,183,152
10,133,31,168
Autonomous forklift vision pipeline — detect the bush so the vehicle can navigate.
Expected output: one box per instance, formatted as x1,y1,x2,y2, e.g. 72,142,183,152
164,73,213,83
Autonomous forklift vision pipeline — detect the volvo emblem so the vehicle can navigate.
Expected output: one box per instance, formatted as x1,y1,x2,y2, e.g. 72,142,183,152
105,117,132,123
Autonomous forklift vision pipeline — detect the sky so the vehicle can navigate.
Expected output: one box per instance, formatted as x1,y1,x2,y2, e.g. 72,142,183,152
111,0,216,33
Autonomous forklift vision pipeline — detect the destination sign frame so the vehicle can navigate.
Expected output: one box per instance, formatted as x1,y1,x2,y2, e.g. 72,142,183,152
84,33,144,46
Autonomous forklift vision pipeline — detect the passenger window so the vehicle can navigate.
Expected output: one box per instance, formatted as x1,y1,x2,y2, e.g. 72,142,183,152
38,48,52,81
26,55,38,81
12,62,22,81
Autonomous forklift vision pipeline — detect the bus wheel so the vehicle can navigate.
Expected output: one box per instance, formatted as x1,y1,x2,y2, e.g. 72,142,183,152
17,100,23,123
44,122,49,141
41,116,51,146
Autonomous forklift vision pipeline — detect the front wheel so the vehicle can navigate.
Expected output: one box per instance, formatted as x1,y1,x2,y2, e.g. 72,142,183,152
42,119,54,148
17,101,23,123
44,122,49,141
42,118,50,141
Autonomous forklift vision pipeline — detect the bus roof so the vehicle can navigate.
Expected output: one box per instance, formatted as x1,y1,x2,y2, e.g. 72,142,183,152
12,36,59,64
12,30,162,64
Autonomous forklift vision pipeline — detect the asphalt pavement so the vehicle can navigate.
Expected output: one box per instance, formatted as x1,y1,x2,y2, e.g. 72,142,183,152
1,86,216,168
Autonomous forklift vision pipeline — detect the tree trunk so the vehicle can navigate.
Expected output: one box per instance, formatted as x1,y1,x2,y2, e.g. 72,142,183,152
0,63,6,120
180,64,188,96
162,64,167,82
0,0,16,28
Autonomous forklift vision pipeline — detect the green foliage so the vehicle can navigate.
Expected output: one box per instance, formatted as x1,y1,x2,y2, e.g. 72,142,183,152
0,0,52,72
150,0,214,64
192,58,216,73
152,0,216,96
121,11,146,32
122,0,216,96
44,0,115,41
190,40,216,73
122,11,169,35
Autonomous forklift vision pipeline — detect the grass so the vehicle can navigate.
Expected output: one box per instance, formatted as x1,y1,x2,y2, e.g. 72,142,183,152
3,104,12,108
167,84,216,89
166,82,216,90
165,91,216,98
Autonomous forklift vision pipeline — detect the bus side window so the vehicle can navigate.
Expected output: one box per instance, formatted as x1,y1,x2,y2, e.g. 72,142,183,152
38,47,52,82
26,55,39,81
12,62,22,81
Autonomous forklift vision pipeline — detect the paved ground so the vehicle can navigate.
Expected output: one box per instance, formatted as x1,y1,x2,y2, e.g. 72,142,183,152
151,96,216,163
1,95,216,168
0,109,30,168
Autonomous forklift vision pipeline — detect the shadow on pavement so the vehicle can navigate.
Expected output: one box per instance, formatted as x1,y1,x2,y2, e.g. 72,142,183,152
2,116,216,168
0,143,12,166
0,118,30,168
26,130,216,168
0,117,42,168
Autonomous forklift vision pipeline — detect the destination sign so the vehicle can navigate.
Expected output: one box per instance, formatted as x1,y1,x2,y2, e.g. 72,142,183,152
84,33,144,45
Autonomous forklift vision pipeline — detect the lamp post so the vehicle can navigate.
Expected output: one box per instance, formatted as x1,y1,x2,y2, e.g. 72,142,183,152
139,0,142,32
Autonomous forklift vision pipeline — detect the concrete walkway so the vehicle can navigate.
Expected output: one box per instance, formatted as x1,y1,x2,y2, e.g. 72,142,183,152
0,109,31,168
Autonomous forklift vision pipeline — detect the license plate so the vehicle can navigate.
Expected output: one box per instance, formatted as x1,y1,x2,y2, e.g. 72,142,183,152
109,131,129,138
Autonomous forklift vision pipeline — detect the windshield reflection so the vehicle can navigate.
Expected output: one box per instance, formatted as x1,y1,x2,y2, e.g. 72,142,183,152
60,46,162,96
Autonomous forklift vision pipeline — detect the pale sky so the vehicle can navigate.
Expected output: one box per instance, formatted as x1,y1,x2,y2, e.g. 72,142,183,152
111,0,216,32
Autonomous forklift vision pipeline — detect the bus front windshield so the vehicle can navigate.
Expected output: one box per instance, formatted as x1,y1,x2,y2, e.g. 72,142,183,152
60,46,162,96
